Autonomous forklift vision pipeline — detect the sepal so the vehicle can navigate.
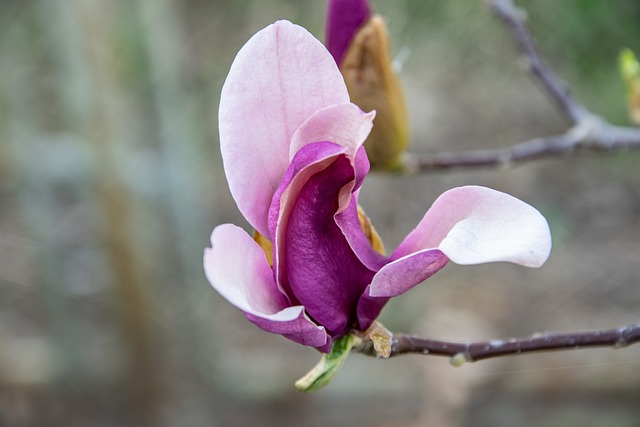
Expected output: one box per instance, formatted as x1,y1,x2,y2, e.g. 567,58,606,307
294,334,356,393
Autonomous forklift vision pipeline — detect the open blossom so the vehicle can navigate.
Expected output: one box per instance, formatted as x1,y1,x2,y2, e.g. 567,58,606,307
205,20,551,353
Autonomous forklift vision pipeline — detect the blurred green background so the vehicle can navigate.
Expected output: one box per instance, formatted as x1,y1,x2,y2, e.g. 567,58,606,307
1,1,639,426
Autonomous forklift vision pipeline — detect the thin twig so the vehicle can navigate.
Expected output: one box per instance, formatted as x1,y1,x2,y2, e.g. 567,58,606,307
353,323,640,363
491,0,588,124
404,0,640,173
355,0,640,367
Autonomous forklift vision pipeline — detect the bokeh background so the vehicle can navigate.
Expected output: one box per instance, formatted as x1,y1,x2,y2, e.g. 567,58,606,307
1,0,640,426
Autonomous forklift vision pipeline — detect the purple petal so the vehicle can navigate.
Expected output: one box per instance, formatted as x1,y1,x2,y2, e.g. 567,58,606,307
270,143,384,333
246,307,332,351
357,250,448,329
355,285,388,331
268,142,350,302
335,198,387,271
204,224,328,349
220,20,349,236
393,186,552,267
368,249,449,298
283,153,375,336
352,145,371,193
326,0,372,65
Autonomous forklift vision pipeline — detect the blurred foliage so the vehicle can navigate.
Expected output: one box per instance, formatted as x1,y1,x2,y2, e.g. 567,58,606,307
524,0,640,122
371,0,640,123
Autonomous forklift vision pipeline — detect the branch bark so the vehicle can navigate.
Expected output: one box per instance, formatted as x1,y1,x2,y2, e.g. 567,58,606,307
353,323,640,363
404,0,640,173
490,0,588,124
352,0,640,367
405,119,640,171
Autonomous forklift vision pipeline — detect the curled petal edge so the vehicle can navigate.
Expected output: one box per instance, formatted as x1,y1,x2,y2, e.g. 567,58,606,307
360,186,552,324
247,307,331,352
367,249,449,298
393,186,552,267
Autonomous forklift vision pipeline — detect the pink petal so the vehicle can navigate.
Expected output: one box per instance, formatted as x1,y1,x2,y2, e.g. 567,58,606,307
289,103,375,159
335,198,387,271
204,224,286,314
204,224,328,349
219,20,350,236
393,186,552,267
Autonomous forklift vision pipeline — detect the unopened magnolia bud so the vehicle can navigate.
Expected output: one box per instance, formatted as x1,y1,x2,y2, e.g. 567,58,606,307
619,48,640,126
340,16,410,170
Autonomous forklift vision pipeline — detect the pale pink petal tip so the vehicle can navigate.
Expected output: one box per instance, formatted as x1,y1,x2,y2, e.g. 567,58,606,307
290,103,375,159
219,20,349,235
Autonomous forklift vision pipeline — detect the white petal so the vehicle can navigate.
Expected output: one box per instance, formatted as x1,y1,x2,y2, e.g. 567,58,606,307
393,186,551,267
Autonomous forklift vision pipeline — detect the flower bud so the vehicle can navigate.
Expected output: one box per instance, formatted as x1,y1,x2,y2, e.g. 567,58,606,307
338,15,410,170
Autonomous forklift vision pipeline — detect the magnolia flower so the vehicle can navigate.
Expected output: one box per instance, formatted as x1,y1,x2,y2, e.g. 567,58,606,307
205,20,551,354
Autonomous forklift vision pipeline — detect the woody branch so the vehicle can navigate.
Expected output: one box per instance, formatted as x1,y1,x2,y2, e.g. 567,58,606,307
404,0,640,173
354,323,640,362
356,0,640,362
